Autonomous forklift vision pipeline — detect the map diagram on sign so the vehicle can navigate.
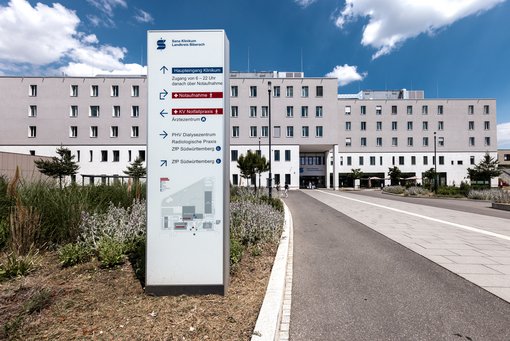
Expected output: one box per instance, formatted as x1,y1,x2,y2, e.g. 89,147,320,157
160,177,219,233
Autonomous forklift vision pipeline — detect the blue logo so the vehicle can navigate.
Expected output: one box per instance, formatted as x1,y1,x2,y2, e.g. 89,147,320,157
216,159,222,164
201,117,206,122
216,146,221,151
157,38,166,50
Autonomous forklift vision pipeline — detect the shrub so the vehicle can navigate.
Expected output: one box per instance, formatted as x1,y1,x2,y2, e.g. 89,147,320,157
459,181,471,197
97,236,125,268
230,238,244,269
0,250,39,281
382,186,405,194
0,219,8,251
125,235,146,286
468,189,510,203
405,187,430,196
57,243,91,267
437,186,463,197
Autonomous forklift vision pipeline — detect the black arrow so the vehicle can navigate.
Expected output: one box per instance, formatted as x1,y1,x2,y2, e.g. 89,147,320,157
159,130,168,139
160,110,168,117
159,89,168,100
160,160,168,167
160,66,168,74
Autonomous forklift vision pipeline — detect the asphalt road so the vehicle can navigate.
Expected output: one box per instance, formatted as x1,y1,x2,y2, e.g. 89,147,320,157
287,191,510,341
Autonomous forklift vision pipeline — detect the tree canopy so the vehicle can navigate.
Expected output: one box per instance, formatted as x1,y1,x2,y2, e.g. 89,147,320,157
388,166,402,186
34,146,79,188
123,156,146,182
236,150,268,189
467,153,501,186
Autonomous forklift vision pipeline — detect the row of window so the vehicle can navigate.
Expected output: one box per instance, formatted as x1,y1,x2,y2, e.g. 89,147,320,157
27,105,140,118
345,104,490,116
343,136,491,147
231,105,324,118
28,84,140,98
231,149,293,162
344,120,491,131
339,155,477,167
232,173,292,186
231,85,324,98
232,125,324,138
27,126,140,138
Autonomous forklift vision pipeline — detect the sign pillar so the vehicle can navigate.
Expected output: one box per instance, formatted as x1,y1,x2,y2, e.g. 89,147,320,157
146,30,230,295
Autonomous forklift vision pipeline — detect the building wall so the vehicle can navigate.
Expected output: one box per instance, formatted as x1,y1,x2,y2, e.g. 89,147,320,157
0,151,51,180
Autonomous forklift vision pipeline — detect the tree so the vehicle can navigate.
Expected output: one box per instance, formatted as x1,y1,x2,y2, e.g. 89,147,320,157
34,146,79,188
124,156,146,183
422,168,437,190
467,153,501,188
388,166,402,186
349,168,363,180
255,154,270,189
237,150,259,189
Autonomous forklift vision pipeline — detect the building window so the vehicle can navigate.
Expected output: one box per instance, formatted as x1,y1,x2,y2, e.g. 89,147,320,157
113,106,120,117
438,137,444,146
391,105,397,115
470,156,475,164
438,121,444,130
316,86,323,97
90,106,100,117
231,150,238,162
101,150,108,162
91,85,98,97
232,174,239,185
392,137,398,146
231,86,238,97
250,106,257,117
345,137,352,147
301,86,309,97
70,105,78,117
469,137,475,146
468,105,474,115
360,137,367,146
111,85,119,97
376,121,382,131
138,150,145,162
423,156,428,165
484,121,490,130
468,121,474,130
399,156,405,165
261,106,268,117
316,126,323,137
261,126,269,137
302,126,309,137
345,106,351,115
484,105,490,115
231,106,238,117
361,105,366,115
113,150,120,162
89,150,93,162
286,126,294,137
376,106,382,115
347,156,352,166
359,156,364,166
274,126,281,138
286,106,294,117
285,150,291,161
70,126,78,137
422,121,428,131
345,122,351,131
29,85,37,97
132,106,139,117
111,126,118,138
274,150,280,161
286,86,293,97
411,156,416,165
250,86,257,97
485,137,491,146
29,105,37,117
360,121,366,131
422,105,428,115
232,126,239,137
28,126,36,138
423,137,429,146
70,85,78,97
132,85,139,97
90,126,98,138
437,105,444,115
131,126,139,138
370,156,376,166
457,160,463,165
407,106,413,115
250,126,257,137
439,156,444,165
407,137,413,146
273,86,281,97
299,106,308,118
392,121,398,130
376,137,382,147
316,106,323,117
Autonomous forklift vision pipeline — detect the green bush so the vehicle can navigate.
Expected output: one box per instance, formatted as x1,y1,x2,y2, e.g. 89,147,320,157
437,186,463,197
459,181,471,197
0,250,39,281
230,238,244,269
97,236,125,268
382,186,405,194
57,243,91,267
125,235,146,286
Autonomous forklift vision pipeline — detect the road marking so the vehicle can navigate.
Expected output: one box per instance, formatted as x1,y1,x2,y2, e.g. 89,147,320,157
317,190,510,242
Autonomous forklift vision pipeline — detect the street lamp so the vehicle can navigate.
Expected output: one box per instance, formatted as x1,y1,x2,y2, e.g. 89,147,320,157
434,131,438,194
258,137,261,189
268,81,272,198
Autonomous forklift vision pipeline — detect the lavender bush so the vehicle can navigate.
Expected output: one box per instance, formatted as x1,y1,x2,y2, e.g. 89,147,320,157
405,187,430,196
468,189,510,203
382,186,405,194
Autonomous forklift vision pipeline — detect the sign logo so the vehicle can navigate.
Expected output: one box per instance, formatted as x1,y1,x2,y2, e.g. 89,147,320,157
157,38,166,50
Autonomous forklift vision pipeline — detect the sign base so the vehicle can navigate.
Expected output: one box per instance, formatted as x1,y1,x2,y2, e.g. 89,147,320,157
145,285,226,296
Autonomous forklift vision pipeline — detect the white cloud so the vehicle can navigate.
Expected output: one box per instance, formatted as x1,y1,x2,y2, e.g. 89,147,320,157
335,0,506,59
295,0,317,8
498,122,510,148
326,64,367,86
86,0,126,18
0,0,144,76
134,8,153,23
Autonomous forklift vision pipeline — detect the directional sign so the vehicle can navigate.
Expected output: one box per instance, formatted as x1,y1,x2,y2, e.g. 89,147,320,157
147,30,230,296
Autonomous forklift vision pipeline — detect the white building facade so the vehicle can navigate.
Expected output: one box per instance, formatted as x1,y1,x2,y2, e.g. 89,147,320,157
0,73,498,188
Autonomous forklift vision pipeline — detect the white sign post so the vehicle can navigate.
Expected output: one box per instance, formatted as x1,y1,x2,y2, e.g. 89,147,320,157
146,30,229,295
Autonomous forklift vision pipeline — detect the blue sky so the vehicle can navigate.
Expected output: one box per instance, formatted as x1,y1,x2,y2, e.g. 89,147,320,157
1,0,509,147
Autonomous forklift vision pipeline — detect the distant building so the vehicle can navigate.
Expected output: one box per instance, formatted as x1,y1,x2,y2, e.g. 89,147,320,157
0,73,498,187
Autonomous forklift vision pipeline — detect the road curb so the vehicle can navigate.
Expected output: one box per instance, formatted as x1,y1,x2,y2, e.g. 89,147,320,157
251,202,293,341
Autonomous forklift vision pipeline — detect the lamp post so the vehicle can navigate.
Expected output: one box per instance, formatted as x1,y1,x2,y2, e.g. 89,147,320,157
268,81,272,198
434,131,438,194
258,137,261,189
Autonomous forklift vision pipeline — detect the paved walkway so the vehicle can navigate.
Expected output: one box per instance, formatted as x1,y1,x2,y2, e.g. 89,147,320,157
309,189,510,302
